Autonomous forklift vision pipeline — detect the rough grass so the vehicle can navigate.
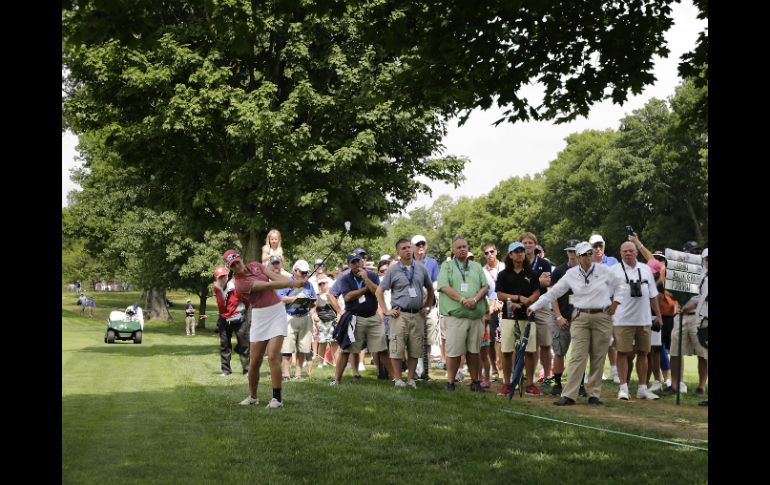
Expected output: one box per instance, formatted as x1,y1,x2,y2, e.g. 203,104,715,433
62,290,707,484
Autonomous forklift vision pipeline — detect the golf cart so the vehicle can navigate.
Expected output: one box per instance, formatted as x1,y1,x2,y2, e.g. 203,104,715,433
105,307,143,344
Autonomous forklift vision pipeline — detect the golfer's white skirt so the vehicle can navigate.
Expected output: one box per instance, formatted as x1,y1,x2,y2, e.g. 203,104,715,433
250,302,288,342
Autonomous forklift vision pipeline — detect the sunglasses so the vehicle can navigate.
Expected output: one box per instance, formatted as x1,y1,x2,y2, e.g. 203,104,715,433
580,251,594,256
299,271,310,276
415,242,426,247
484,250,496,255
592,243,604,249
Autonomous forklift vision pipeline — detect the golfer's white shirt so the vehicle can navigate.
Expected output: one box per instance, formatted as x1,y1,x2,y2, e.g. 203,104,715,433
529,263,625,314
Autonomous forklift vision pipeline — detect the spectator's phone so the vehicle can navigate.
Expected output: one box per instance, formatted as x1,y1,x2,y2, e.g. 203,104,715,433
626,225,635,236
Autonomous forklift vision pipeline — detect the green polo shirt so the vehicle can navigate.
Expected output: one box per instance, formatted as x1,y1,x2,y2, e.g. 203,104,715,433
437,258,488,319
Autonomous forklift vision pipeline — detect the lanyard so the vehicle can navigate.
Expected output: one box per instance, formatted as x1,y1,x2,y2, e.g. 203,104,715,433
530,255,540,272
401,263,414,285
578,264,595,285
454,258,468,282
353,276,364,289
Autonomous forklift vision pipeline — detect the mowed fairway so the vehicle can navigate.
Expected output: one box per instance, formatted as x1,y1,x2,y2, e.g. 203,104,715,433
62,292,707,484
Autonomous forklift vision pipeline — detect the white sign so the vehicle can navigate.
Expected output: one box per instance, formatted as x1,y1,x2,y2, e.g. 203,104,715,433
664,248,703,294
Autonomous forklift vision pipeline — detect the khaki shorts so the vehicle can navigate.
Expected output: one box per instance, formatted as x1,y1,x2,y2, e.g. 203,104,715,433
281,313,313,354
389,312,425,359
613,325,652,353
533,308,552,348
500,318,537,353
425,306,439,347
440,315,447,340
669,313,708,359
444,315,484,357
345,315,387,354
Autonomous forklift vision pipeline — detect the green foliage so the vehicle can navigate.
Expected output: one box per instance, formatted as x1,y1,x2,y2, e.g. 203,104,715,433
62,0,467,257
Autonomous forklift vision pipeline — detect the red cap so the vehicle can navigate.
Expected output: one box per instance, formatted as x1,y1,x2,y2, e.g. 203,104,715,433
214,267,229,278
222,250,242,268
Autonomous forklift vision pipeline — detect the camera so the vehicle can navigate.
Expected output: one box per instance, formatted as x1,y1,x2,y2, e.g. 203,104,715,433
626,225,635,236
629,280,643,298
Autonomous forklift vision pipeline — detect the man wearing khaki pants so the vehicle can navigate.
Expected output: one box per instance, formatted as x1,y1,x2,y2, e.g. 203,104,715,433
376,239,435,388
527,242,626,406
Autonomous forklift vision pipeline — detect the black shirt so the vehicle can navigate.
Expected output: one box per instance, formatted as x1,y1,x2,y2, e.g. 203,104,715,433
527,255,554,293
551,262,574,321
495,267,540,320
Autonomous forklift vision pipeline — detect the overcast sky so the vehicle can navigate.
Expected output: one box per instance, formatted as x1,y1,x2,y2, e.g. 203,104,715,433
62,0,705,209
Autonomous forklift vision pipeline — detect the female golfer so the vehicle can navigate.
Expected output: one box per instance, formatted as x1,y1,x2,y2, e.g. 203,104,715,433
225,249,305,408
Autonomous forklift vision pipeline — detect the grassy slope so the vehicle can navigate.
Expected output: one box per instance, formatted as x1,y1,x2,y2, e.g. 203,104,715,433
62,291,707,484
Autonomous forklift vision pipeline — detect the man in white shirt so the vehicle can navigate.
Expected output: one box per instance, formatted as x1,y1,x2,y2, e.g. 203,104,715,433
611,242,664,400
528,242,626,406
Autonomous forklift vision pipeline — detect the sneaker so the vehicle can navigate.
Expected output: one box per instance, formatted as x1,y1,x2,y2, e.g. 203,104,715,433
394,379,407,388
266,398,284,409
496,384,511,397
358,362,366,371
659,386,677,397
455,369,465,382
282,376,291,382
554,396,576,406
617,389,630,400
239,396,259,405
636,388,660,400
407,379,417,389
601,373,608,381
329,380,339,386
220,372,232,377
587,397,604,405
695,387,705,395
664,378,672,388
578,385,587,397
679,382,688,394
469,381,483,392
491,371,499,382
480,380,491,389
292,376,303,381
525,384,542,396
649,380,662,392
541,376,554,387
550,383,563,396
612,375,621,385
445,382,456,391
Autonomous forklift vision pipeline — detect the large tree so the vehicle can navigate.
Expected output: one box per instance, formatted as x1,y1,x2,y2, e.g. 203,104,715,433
62,0,465,261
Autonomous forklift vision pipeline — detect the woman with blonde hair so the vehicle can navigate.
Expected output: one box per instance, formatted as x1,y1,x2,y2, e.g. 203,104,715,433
261,229,284,264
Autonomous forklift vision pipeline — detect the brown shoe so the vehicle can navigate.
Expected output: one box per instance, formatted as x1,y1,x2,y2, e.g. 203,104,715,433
554,396,576,406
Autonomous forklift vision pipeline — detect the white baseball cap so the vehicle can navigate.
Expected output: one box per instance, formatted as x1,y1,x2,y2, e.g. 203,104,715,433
411,235,427,245
575,242,593,255
588,234,605,245
292,260,310,272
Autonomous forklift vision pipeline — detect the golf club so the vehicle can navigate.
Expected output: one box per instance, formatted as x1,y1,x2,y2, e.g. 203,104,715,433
305,221,351,280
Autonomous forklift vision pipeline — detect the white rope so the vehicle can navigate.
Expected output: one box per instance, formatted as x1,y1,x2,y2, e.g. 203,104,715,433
500,408,708,451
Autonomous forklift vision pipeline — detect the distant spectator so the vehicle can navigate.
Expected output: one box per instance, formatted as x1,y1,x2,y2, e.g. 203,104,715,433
87,296,95,319
78,293,87,316
184,299,197,336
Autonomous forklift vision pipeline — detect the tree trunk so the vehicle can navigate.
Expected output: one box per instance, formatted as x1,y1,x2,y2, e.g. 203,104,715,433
685,199,703,242
243,228,260,262
197,280,209,329
144,288,172,320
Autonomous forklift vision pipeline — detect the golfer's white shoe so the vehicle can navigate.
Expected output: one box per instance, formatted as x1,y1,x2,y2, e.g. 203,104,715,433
266,398,284,409
239,396,259,405
617,389,630,400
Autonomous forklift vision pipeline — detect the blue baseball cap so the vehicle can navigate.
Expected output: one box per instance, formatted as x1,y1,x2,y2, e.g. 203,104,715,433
354,247,368,256
347,253,362,263
508,242,525,253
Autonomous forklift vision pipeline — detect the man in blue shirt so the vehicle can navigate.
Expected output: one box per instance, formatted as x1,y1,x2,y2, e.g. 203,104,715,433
330,252,393,385
277,259,317,381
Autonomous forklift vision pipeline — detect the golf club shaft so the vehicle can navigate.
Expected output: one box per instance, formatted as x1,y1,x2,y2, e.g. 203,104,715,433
306,231,348,280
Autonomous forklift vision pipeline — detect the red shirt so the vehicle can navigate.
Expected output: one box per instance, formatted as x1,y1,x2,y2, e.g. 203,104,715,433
213,279,244,319
233,262,281,309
